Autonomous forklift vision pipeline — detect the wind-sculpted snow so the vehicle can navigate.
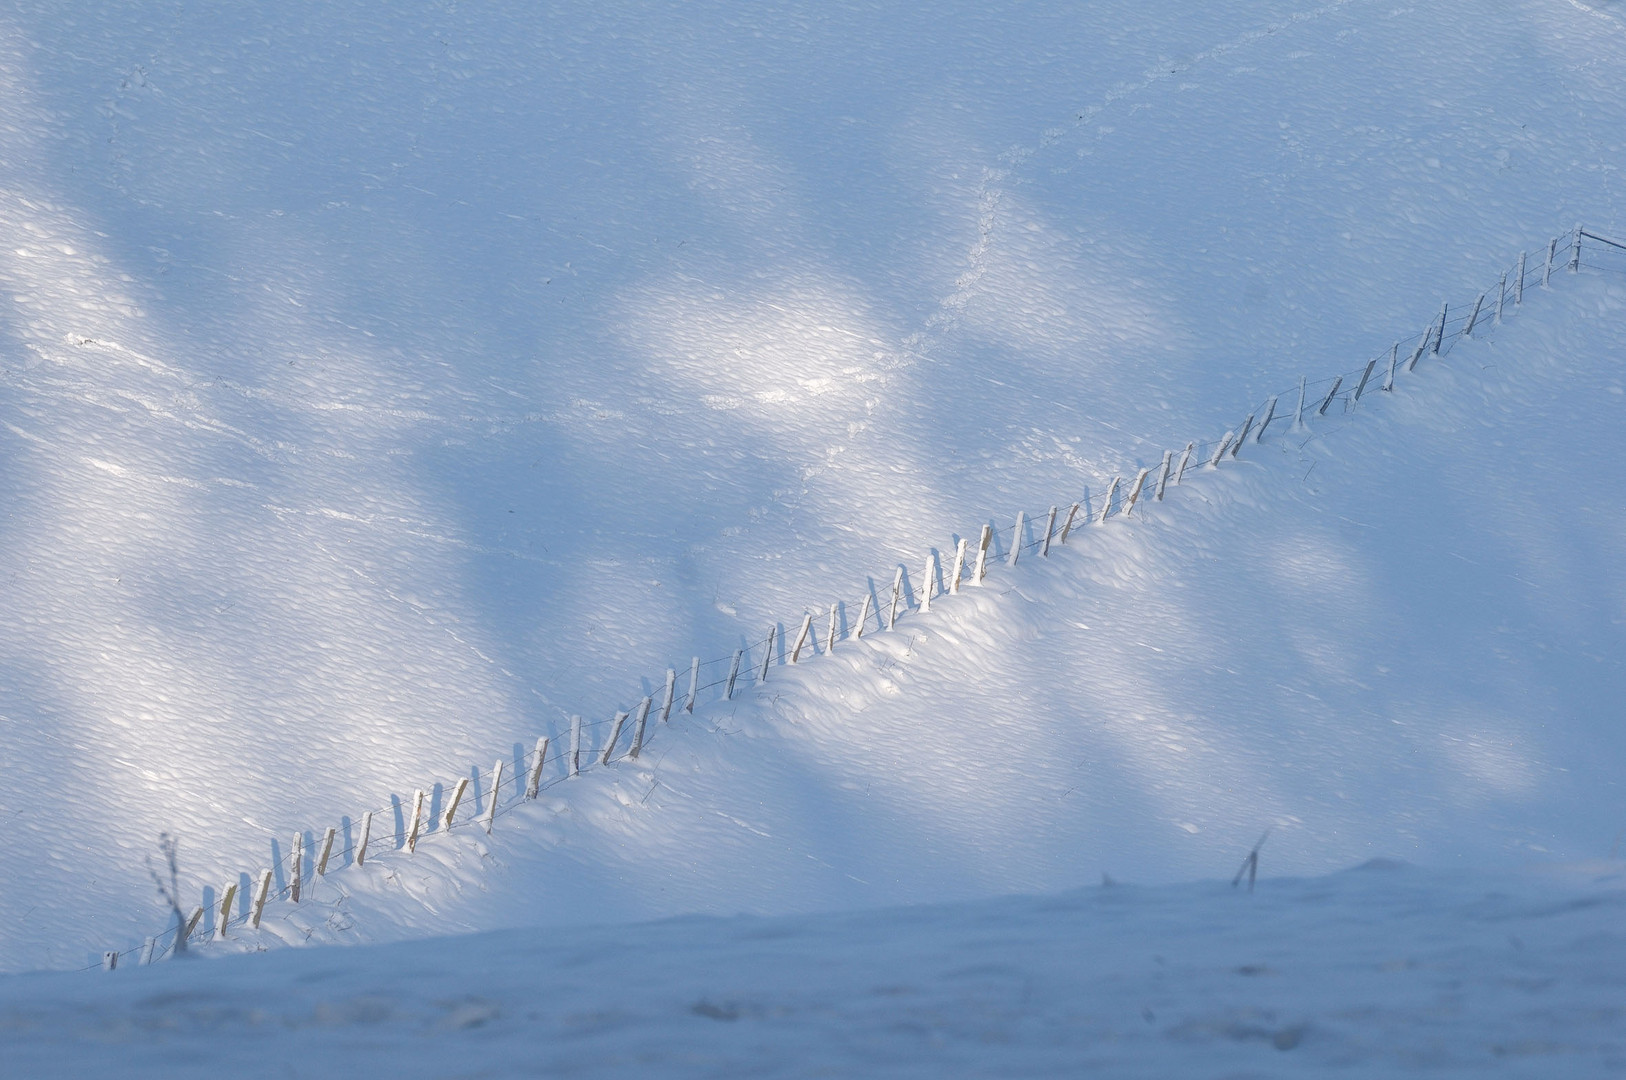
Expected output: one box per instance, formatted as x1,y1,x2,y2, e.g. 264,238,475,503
0,0,1625,970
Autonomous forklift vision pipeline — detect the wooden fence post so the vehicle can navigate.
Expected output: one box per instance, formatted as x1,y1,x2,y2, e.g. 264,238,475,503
290,833,304,902
406,791,425,853
853,597,870,640
1041,506,1058,555
488,758,507,831
570,716,582,776
1254,396,1277,443
600,711,628,765
629,696,653,759
525,739,546,798
1294,376,1307,428
216,881,239,940
826,603,839,651
1098,477,1120,523
1318,376,1342,416
140,938,156,966
1431,303,1446,355
1383,343,1398,390
659,668,676,723
1464,291,1486,337
103,951,118,971
250,869,272,929
1174,442,1194,485
920,551,937,611
791,612,814,661
1207,431,1235,468
684,656,700,713
182,907,203,946
724,650,743,699
974,524,991,584
1010,511,1025,564
1125,468,1151,515
1354,357,1377,403
888,567,904,628
1516,251,1526,303
950,538,967,593
356,811,373,867
759,625,778,675
1545,237,1557,286
442,777,470,830
1231,413,1254,454
1570,223,1583,272
1154,451,1173,501
316,827,337,876
1495,271,1507,324
1059,502,1081,541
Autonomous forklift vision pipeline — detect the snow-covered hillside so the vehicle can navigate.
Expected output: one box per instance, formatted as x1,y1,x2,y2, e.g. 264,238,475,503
3,0,1626,997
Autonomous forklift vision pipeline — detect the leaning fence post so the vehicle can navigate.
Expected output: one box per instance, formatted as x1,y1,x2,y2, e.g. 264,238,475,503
724,650,743,699
659,668,677,722
1010,511,1025,564
950,538,967,593
1570,223,1583,272
182,906,203,946
791,612,814,661
759,625,778,675
1154,451,1173,501
569,716,582,776
1383,344,1398,390
600,711,628,765
1059,502,1081,541
1207,431,1235,468
888,567,904,628
1231,413,1254,455
1041,506,1058,555
356,811,373,867
1516,251,1526,304
250,869,272,929
921,551,938,610
406,791,425,853
1495,272,1507,324
1317,376,1343,416
140,937,156,966
852,596,870,641
1545,237,1557,286
1174,442,1194,485
1406,325,1428,371
629,696,652,759
1354,357,1377,403
1254,396,1277,443
489,758,507,831
527,738,548,798
1465,291,1486,337
216,881,239,940
1125,468,1151,514
316,827,337,876
974,524,991,584
1294,377,1307,428
442,776,470,830
1098,477,1120,523
826,603,839,651
290,832,304,902
684,657,700,713
1431,303,1446,355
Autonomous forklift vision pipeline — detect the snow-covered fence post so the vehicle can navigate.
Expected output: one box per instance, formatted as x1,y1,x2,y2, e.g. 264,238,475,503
920,551,937,610
629,696,652,759
853,597,870,640
950,538,967,593
1354,357,1377,403
1254,396,1277,443
1317,376,1342,416
1495,272,1507,324
216,881,238,940
826,603,839,651
356,811,373,867
103,951,118,971
1545,237,1557,286
1464,291,1486,337
406,791,426,854
316,827,337,876
569,716,582,776
974,524,991,584
1516,251,1526,304
1041,506,1058,555
1098,477,1120,523
250,869,272,929
659,668,677,723
1383,343,1398,390
290,833,304,902
684,657,700,713
599,711,627,765
724,650,743,699
888,567,904,628
1155,451,1173,501
1010,511,1025,565
140,938,156,966
1231,413,1255,455
759,626,778,678
1406,326,1428,372
1570,223,1583,272
1125,468,1151,515
487,759,506,831
442,776,470,829
1294,377,1307,429
1431,303,1446,355
1207,431,1235,468
525,739,547,799
182,907,203,946
1175,442,1194,485
1060,502,1081,542
791,612,815,662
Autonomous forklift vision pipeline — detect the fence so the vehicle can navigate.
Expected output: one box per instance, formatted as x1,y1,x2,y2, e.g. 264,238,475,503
86,224,1626,972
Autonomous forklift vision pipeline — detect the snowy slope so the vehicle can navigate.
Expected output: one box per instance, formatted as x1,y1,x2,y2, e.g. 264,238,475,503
2,0,1626,971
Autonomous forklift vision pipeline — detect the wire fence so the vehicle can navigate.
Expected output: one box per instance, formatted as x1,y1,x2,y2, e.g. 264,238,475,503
86,224,1624,972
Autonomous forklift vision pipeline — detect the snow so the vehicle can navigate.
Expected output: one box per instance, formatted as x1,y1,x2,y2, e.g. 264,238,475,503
3,0,1626,1069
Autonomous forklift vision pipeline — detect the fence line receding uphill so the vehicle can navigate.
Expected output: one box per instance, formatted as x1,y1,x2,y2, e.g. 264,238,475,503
87,225,1626,972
